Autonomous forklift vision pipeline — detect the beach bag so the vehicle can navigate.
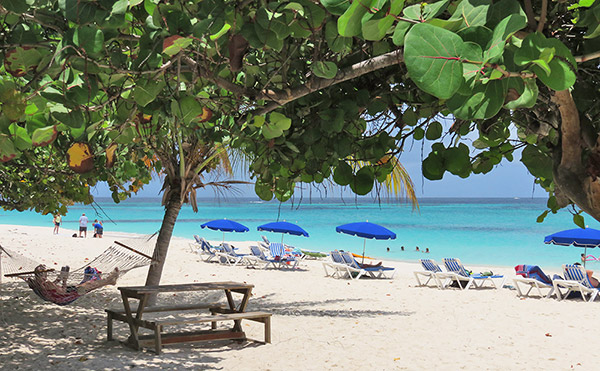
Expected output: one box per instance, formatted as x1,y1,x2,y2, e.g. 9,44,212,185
81,266,102,283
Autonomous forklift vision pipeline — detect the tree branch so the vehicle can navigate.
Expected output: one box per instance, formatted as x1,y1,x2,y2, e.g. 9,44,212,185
536,0,548,32
551,90,582,171
575,51,600,63
523,0,537,30
254,49,404,115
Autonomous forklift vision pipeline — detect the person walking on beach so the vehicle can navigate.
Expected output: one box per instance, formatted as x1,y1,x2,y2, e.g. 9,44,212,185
52,214,62,234
93,219,103,238
79,213,88,238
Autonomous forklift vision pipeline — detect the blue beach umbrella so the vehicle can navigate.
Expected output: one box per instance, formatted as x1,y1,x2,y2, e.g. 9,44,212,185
544,228,600,267
257,221,309,244
201,219,249,243
336,222,396,263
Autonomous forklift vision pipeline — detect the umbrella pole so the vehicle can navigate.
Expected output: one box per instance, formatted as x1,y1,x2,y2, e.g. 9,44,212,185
362,239,366,264
281,234,284,244
584,246,587,268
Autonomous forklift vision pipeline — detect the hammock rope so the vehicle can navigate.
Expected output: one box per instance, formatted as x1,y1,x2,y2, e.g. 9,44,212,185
1,234,158,305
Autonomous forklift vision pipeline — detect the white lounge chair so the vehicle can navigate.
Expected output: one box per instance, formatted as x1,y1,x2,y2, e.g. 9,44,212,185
220,242,249,266
248,245,280,269
553,264,599,302
513,264,555,298
322,250,348,278
414,259,446,288
339,251,395,279
189,236,224,263
268,243,299,269
441,258,506,290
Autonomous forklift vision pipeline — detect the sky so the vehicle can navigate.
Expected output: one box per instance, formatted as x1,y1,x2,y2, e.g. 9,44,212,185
91,140,544,200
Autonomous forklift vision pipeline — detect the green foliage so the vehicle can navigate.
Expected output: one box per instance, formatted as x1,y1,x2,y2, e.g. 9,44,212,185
0,0,598,227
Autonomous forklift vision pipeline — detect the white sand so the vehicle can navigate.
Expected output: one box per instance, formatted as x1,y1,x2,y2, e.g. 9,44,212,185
0,224,598,370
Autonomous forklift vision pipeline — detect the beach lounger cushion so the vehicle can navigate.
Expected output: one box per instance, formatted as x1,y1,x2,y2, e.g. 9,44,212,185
441,258,505,290
513,264,555,298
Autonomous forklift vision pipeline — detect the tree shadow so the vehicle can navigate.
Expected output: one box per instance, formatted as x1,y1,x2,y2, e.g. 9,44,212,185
0,282,253,369
248,293,415,317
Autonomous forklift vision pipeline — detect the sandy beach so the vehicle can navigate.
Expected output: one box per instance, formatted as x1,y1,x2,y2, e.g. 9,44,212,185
0,223,598,370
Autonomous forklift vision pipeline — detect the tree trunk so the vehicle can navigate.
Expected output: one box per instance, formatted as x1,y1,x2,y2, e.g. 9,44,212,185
144,184,183,290
551,90,600,222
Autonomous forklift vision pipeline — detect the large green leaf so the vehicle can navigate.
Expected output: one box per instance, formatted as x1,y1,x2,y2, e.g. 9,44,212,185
425,121,443,140
3,47,43,77
486,0,526,29
8,123,32,151
0,0,30,13
270,112,292,131
312,61,338,79
514,33,577,91
338,0,369,37
483,13,527,62
255,181,274,201
350,166,374,195
363,15,396,41
333,161,353,186
520,144,553,179
326,20,352,53
320,0,350,15
422,151,445,180
444,144,471,177
31,125,58,147
74,25,105,55
172,96,204,125
449,0,492,30
447,79,507,119
405,23,477,99
504,78,538,109
404,0,450,20
133,79,165,107
392,21,411,46
61,0,96,24
0,134,19,162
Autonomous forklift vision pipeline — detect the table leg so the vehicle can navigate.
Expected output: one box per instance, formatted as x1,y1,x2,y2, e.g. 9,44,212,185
122,292,149,350
154,324,162,354
224,290,242,332
264,316,271,343
107,312,113,341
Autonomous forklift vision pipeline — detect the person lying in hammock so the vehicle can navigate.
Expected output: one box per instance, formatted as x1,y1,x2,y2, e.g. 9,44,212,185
28,264,119,305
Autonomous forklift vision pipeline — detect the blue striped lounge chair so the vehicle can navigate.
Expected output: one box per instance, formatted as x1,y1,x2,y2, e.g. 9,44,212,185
513,264,555,298
248,245,280,269
189,236,221,263
339,251,395,279
442,258,506,290
268,242,299,269
323,250,351,278
553,264,599,302
414,259,445,288
220,242,250,266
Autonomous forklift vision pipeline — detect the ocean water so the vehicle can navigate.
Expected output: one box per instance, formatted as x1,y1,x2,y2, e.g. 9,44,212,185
1,197,598,270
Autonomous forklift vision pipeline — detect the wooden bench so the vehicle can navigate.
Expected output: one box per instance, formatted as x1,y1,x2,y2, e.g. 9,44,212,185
106,304,272,354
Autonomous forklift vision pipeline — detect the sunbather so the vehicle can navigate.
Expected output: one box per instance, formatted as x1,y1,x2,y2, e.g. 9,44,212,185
574,262,600,288
29,264,119,302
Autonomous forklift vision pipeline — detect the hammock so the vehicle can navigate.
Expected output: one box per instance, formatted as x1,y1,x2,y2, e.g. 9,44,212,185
1,234,157,305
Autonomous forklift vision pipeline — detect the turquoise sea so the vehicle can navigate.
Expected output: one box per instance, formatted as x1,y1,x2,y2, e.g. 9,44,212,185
1,197,599,270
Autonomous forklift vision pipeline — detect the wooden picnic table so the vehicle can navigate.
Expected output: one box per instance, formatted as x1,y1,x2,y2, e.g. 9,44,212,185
106,281,271,354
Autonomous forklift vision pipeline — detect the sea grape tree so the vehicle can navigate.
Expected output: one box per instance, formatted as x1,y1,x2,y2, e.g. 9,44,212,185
1,0,599,285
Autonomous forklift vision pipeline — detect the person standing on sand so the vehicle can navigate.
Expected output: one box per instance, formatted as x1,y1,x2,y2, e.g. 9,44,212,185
52,214,62,234
79,213,88,238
